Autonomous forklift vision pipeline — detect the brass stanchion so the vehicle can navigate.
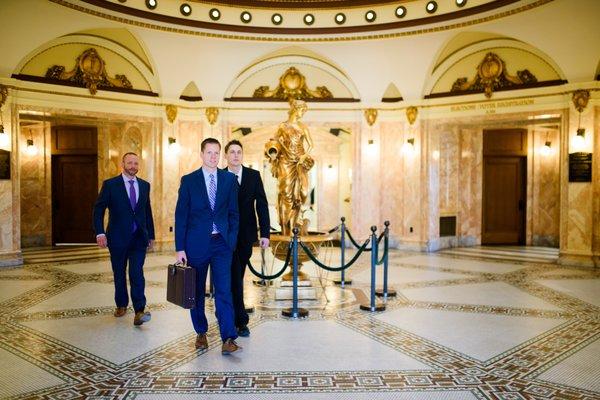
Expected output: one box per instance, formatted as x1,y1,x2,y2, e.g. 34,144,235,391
360,226,386,312
333,217,352,286
282,228,309,318
376,221,396,298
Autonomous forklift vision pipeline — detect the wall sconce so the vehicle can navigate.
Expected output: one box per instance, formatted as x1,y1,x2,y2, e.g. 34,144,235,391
168,137,180,154
402,138,415,154
572,128,585,151
328,164,333,169
540,140,552,156
25,139,38,156
368,139,374,145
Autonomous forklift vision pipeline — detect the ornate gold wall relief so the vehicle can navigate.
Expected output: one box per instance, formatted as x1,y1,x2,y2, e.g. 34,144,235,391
165,104,178,123
253,67,333,101
45,48,133,95
406,106,418,125
0,85,7,109
205,107,219,125
572,90,590,112
364,108,378,126
451,52,537,98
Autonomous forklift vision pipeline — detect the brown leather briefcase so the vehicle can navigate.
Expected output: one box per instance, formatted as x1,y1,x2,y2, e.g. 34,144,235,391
166,262,197,309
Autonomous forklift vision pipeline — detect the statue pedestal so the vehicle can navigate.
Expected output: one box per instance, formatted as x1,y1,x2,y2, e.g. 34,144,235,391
275,280,316,300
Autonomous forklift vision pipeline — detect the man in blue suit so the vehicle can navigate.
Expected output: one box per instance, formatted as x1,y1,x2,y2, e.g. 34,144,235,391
175,138,241,355
93,152,154,326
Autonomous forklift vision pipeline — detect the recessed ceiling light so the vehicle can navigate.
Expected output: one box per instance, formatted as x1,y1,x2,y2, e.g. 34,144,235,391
180,3,191,16
145,0,157,10
334,13,346,25
209,8,220,21
304,13,315,25
395,6,407,18
272,13,283,25
241,11,252,23
426,1,438,13
365,10,376,23
456,0,467,7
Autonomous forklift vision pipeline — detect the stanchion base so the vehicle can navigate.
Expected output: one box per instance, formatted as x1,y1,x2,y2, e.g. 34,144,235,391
245,306,255,314
253,279,272,287
359,303,386,312
333,279,353,286
375,289,397,297
282,307,309,318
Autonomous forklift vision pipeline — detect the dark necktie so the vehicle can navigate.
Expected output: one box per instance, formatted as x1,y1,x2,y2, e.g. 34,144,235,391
128,180,137,232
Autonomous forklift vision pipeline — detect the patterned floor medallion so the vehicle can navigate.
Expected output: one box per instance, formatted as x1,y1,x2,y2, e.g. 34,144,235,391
1,246,598,399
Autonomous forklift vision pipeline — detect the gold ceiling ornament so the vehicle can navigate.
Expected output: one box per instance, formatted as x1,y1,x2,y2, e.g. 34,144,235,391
572,90,590,113
165,104,178,124
406,106,418,125
205,107,219,125
364,108,378,126
451,52,537,98
45,48,132,95
253,66,333,101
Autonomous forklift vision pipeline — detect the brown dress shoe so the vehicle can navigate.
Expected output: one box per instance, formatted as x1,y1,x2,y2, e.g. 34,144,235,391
114,307,127,317
133,311,151,326
221,338,241,355
195,334,208,350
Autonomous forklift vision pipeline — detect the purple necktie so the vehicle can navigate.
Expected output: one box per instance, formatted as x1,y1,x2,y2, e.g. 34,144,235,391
129,180,137,232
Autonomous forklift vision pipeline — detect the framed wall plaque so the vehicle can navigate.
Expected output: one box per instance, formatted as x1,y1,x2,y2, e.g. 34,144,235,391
0,149,10,180
568,152,592,182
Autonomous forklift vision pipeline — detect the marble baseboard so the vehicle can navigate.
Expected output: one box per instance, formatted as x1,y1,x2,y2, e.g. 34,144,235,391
21,234,49,248
532,235,559,247
557,252,597,268
0,251,24,267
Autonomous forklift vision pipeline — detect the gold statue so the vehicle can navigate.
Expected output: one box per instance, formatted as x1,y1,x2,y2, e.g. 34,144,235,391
265,99,315,236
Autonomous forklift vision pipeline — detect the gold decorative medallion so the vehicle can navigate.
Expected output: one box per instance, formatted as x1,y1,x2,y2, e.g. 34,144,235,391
253,67,333,101
406,106,418,125
165,104,178,124
572,90,590,113
364,108,378,126
451,52,537,98
205,107,219,125
45,48,132,95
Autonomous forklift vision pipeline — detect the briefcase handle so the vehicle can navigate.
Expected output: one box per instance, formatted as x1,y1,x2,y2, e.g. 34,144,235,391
168,260,189,276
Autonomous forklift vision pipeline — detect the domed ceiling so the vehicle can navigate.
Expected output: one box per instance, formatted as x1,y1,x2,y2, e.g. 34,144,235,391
62,0,549,39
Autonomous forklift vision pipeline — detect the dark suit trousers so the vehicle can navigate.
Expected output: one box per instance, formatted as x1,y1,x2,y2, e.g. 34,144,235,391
231,243,253,328
188,234,238,342
108,229,147,312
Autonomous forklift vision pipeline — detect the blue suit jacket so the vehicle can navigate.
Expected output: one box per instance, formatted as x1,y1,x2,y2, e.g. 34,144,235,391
93,175,155,247
175,168,239,259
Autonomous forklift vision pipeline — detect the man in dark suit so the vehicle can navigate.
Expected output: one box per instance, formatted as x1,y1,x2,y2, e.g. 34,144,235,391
224,140,270,337
175,138,241,355
93,152,154,326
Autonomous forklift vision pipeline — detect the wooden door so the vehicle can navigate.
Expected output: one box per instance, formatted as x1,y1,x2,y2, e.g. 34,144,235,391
51,126,98,244
482,129,527,245
482,157,526,244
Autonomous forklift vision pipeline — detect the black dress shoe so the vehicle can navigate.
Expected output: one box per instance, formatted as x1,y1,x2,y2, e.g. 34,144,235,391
237,326,250,337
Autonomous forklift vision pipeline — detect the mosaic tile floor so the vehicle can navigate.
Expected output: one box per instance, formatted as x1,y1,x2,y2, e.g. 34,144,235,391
1,246,599,399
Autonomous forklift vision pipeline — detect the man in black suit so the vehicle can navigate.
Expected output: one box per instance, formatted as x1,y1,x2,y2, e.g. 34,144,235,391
93,152,155,326
225,140,270,337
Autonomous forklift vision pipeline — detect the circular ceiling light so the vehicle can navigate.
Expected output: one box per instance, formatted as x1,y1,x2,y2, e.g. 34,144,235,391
365,10,376,23
240,11,252,23
209,8,221,21
426,1,438,13
272,13,283,25
456,0,467,7
145,0,157,10
334,13,346,25
180,3,191,16
303,13,315,26
395,6,407,18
